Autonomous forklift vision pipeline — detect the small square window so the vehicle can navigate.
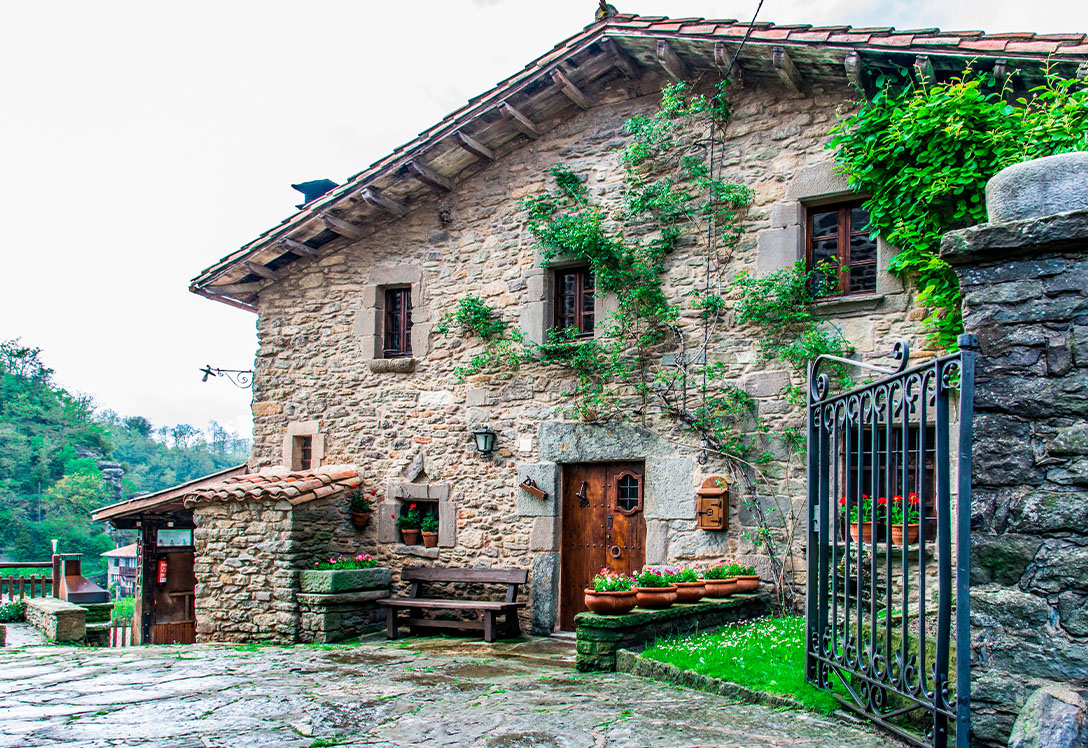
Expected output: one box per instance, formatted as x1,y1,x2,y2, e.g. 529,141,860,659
806,202,877,296
552,267,594,338
292,435,313,471
383,287,414,358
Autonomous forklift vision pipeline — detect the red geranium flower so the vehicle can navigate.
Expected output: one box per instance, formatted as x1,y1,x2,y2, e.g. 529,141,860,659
893,494,903,503
877,496,887,506
908,493,920,505
409,503,417,509
839,496,846,506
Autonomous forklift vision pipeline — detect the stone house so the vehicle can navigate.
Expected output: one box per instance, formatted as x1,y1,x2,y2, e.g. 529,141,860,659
187,11,1088,642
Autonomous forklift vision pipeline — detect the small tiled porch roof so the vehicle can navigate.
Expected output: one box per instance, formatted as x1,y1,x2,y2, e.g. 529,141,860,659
190,12,1088,313
182,465,359,507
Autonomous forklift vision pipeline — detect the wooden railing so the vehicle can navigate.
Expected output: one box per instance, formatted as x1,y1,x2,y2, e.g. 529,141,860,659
109,617,135,647
0,561,55,600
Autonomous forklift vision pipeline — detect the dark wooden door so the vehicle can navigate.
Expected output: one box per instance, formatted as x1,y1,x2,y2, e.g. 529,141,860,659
559,461,645,630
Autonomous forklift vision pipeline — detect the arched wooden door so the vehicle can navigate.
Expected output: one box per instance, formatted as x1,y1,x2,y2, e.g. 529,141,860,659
558,461,645,630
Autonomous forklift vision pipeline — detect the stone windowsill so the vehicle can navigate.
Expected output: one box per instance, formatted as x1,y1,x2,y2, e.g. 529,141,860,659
394,544,440,559
368,358,416,374
811,293,885,317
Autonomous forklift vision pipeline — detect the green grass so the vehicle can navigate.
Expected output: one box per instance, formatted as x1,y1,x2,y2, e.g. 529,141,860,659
640,616,839,714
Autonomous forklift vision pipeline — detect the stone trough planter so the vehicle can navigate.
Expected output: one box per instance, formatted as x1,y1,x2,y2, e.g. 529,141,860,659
299,567,392,594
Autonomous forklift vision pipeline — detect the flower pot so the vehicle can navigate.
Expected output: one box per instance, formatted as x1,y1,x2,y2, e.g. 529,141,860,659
891,523,920,546
299,567,392,594
849,522,874,543
583,588,637,615
702,577,738,597
421,531,438,548
350,511,371,529
673,581,706,604
734,575,760,594
400,529,421,545
635,585,677,609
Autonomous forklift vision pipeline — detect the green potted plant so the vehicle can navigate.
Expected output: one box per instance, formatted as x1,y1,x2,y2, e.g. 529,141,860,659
420,513,440,548
395,504,422,545
583,569,637,615
347,487,375,529
729,562,760,593
663,567,704,604
699,561,739,597
890,493,921,545
299,554,392,594
842,494,877,543
633,568,677,609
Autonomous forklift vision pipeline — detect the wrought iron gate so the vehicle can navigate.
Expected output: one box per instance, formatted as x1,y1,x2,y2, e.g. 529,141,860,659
805,337,975,748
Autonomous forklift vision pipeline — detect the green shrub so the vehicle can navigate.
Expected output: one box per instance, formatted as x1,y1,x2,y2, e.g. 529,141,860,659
0,599,26,623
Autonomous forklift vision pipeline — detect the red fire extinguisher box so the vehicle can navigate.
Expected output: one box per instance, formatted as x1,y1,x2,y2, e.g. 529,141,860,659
157,558,169,584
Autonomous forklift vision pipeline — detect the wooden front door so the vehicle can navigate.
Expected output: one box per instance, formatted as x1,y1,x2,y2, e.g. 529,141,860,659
559,461,645,630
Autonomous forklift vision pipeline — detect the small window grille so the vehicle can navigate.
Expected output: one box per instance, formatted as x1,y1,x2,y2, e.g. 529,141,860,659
615,472,642,514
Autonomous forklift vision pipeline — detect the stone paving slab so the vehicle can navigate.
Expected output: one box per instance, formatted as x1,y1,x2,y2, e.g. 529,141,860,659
0,637,901,747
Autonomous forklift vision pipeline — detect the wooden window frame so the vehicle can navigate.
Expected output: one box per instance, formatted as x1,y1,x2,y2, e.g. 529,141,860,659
291,435,314,471
383,286,414,359
805,200,878,297
612,469,643,516
552,266,595,339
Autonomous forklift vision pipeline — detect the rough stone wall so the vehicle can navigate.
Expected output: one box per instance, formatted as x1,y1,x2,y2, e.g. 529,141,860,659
245,71,930,630
943,198,1088,746
193,500,300,643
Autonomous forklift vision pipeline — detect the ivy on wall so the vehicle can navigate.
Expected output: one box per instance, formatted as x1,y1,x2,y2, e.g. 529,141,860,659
831,68,1088,349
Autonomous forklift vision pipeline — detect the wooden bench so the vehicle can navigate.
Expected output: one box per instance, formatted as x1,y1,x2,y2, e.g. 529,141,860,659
377,567,527,643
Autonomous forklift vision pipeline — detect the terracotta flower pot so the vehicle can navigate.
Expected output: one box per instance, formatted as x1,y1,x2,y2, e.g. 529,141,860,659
635,585,677,609
673,581,706,604
849,522,874,543
702,577,739,597
350,511,371,529
421,531,439,548
400,529,421,545
891,523,920,546
583,588,637,615
734,575,760,594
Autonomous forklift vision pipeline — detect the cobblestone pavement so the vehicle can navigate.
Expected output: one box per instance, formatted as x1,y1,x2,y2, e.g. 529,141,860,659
0,636,900,748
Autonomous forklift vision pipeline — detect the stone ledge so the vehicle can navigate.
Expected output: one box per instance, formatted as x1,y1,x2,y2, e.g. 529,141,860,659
616,649,807,710
941,208,1088,266
26,597,86,643
297,589,389,607
368,358,416,374
811,293,885,317
575,594,767,630
394,544,440,559
299,568,392,594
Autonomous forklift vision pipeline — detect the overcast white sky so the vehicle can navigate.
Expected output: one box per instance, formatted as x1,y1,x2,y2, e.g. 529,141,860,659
2,0,1086,439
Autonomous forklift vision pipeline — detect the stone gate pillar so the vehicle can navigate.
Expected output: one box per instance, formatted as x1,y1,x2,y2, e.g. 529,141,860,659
941,152,1088,747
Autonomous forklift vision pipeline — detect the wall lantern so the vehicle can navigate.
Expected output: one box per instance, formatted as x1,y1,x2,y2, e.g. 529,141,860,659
473,427,497,455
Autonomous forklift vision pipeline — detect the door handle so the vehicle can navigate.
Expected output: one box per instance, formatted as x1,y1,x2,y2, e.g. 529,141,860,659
577,481,589,507
609,545,622,559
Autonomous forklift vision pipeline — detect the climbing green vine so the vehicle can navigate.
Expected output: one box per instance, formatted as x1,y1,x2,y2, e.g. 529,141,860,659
831,67,1088,349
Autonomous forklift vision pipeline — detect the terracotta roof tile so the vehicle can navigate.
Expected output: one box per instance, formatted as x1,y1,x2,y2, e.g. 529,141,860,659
959,39,1010,51
872,35,916,46
1005,41,1062,54
788,31,833,42
679,23,720,35
750,28,794,40
913,37,964,47
184,465,360,508
647,22,684,32
1056,43,1088,55
828,33,875,44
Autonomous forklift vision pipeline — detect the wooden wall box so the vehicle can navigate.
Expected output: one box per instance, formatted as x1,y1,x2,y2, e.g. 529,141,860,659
695,476,729,531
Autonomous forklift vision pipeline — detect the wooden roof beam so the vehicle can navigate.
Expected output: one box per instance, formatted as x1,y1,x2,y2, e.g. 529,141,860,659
657,40,690,81
550,68,591,110
243,261,281,281
452,131,494,161
773,46,803,91
499,102,540,139
914,55,935,86
406,160,452,192
210,282,263,295
278,237,320,257
844,52,868,98
714,42,745,87
355,187,406,217
602,37,638,79
321,213,366,241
